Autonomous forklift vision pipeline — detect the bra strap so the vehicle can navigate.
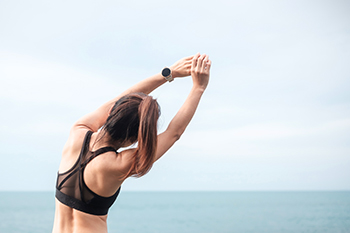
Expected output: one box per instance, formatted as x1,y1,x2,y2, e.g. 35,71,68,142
84,147,117,165
80,131,93,158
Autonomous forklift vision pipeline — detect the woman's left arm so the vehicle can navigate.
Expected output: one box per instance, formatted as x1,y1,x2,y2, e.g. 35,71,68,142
73,55,194,132
121,55,193,95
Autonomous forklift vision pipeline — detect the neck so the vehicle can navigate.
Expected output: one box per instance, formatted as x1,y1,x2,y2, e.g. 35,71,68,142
90,131,123,151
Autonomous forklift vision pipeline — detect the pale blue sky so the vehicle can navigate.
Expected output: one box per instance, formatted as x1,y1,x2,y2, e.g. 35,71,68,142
0,0,349,191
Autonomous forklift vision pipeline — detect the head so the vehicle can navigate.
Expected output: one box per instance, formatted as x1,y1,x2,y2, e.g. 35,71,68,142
101,92,160,178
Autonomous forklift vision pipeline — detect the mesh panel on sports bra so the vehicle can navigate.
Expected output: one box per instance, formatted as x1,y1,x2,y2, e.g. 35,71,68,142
56,131,120,215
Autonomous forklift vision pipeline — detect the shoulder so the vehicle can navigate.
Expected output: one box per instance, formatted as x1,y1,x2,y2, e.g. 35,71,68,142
96,148,137,180
59,126,91,172
62,127,90,157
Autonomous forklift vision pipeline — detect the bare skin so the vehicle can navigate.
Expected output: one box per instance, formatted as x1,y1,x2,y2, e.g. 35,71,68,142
52,53,211,233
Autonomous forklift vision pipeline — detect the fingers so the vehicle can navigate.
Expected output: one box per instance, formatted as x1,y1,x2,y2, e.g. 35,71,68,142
192,53,200,70
185,55,195,61
201,55,209,72
207,59,212,69
187,65,192,75
185,60,192,65
206,59,211,72
191,53,211,74
196,54,206,72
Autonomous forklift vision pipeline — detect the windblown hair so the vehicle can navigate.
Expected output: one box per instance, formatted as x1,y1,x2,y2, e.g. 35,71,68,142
101,92,160,179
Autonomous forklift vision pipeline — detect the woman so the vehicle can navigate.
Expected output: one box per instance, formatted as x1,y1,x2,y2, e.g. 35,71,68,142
52,53,211,233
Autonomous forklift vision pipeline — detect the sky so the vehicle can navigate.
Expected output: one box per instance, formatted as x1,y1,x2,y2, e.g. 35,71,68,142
0,0,349,191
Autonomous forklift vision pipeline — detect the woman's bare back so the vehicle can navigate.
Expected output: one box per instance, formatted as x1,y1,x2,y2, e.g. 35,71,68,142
52,129,126,233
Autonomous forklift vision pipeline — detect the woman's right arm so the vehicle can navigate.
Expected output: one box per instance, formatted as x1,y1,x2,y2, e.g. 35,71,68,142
154,53,211,161
71,56,193,133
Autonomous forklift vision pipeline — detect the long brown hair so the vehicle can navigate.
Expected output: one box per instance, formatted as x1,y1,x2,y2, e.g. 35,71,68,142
101,92,160,179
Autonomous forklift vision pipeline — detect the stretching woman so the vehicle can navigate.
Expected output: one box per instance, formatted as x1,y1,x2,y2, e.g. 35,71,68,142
52,53,211,233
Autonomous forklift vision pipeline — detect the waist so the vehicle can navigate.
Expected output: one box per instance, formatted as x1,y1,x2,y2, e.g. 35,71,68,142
53,198,108,233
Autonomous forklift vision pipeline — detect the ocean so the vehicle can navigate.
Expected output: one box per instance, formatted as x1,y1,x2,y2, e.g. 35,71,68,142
0,191,349,233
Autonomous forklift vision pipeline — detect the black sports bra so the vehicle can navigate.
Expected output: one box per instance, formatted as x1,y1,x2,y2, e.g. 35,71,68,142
56,131,120,215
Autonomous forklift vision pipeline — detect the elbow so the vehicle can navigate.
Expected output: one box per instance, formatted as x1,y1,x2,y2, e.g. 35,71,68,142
165,126,183,141
174,134,181,141
173,132,182,141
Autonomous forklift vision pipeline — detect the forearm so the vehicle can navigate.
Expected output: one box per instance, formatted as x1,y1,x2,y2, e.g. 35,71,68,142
121,73,167,96
165,87,204,139
152,54,211,162
165,53,211,138
74,54,195,132
103,73,167,117
75,73,167,131
101,73,167,117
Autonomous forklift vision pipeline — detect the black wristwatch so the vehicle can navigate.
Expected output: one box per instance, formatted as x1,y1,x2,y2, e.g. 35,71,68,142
161,67,174,82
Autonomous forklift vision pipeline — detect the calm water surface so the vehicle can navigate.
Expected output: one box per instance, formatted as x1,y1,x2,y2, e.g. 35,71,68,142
0,191,349,233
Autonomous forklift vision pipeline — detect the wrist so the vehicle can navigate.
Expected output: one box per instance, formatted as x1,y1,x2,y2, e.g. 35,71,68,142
161,67,174,82
192,85,206,94
169,66,177,78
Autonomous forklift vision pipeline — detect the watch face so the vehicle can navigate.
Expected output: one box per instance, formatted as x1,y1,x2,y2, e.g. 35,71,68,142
162,68,171,77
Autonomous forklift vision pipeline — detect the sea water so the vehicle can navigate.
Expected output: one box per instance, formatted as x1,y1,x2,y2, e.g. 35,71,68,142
0,191,349,233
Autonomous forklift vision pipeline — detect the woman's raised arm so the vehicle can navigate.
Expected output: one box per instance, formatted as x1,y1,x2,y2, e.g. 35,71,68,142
154,53,211,161
73,55,194,132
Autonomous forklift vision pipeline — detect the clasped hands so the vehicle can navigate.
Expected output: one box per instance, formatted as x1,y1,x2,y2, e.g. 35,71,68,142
170,53,211,91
